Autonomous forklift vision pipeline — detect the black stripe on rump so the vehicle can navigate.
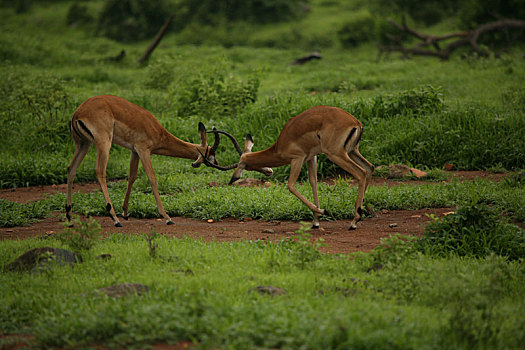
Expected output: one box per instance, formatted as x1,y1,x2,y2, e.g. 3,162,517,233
343,127,357,149
70,120,83,139
77,120,94,140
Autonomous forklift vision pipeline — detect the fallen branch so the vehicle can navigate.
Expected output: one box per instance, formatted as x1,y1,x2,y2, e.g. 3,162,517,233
379,17,525,60
138,14,175,64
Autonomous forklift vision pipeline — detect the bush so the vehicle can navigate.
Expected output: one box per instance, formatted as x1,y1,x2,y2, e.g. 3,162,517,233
419,203,525,260
96,0,172,43
175,0,308,26
372,0,458,25
66,2,93,27
458,0,525,29
176,63,260,117
337,14,377,48
354,85,445,120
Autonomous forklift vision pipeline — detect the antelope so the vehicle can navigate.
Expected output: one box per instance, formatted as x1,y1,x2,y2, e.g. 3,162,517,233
204,106,374,230
66,95,223,227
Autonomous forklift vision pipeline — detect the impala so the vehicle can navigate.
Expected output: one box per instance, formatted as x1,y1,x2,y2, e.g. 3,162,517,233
204,106,374,230
66,95,222,227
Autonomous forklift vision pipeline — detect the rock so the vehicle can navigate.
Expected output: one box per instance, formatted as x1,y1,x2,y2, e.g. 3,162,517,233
95,283,149,298
410,168,427,178
96,253,112,261
231,178,266,187
4,247,82,273
262,229,275,234
366,264,383,273
252,285,286,296
376,164,427,178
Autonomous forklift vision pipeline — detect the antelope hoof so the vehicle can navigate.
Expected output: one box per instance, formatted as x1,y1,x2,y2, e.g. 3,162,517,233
348,223,357,231
122,215,129,221
311,224,320,230
322,208,331,217
115,222,123,228
167,220,175,225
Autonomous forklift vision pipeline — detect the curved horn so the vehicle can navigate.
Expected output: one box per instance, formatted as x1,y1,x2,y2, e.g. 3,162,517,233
207,129,243,155
209,126,220,154
198,150,239,171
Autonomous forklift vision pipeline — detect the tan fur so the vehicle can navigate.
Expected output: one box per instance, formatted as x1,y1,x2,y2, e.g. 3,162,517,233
66,95,211,226
232,106,374,230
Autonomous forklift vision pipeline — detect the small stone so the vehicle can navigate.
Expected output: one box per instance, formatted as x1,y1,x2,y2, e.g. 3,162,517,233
262,229,274,234
252,285,286,296
96,283,149,298
411,215,422,218
207,219,214,223
389,223,398,228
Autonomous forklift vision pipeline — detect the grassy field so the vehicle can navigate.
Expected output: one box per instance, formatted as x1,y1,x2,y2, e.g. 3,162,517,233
1,0,524,349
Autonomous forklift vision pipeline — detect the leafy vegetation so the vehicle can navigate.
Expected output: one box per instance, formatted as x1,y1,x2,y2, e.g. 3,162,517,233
419,203,525,260
0,1,524,348
1,231,524,349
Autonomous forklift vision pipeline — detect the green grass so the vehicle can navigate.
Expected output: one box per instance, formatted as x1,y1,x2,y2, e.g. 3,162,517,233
2,173,524,227
1,1,525,188
1,233,524,349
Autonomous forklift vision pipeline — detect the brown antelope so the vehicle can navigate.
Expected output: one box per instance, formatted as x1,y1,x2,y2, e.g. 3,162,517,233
204,106,374,230
66,95,222,227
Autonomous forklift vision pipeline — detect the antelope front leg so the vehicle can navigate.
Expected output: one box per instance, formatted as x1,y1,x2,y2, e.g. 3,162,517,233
137,150,174,225
288,158,325,224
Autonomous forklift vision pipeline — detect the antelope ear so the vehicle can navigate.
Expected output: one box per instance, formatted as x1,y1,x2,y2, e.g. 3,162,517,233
198,122,207,146
244,134,254,153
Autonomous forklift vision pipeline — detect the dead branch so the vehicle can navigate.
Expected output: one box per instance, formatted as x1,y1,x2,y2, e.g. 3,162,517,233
379,17,525,60
138,14,174,64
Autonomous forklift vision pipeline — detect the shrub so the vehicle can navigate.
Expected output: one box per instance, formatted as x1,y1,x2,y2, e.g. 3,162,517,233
337,14,377,48
176,64,260,117
175,0,308,26
419,203,525,260
96,0,172,43
66,2,93,27
372,0,458,25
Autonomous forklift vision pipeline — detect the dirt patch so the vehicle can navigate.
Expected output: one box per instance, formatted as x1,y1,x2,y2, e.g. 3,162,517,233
0,171,505,254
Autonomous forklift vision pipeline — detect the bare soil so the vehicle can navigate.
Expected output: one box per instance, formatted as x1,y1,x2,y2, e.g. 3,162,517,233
0,171,505,254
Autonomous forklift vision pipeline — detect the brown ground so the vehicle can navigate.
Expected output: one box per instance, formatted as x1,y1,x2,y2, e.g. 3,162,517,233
0,171,506,254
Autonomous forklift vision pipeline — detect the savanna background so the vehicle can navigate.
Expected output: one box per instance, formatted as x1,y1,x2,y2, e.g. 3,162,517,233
1,0,524,349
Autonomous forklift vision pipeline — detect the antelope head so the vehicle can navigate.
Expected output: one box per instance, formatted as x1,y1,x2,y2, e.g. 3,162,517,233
200,130,273,183
192,122,221,168
229,134,273,184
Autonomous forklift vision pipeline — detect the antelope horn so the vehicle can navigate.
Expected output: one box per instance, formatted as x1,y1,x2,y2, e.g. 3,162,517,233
198,149,239,171
207,129,243,156
209,126,220,154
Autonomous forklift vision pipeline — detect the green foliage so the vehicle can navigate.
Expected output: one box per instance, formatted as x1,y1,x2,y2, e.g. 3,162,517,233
0,199,52,227
1,236,524,349
372,0,459,25
175,62,260,117
143,229,160,259
175,0,309,26
279,222,325,269
96,0,172,42
370,233,419,267
419,203,525,260
458,0,525,28
58,216,101,255
337,13,377,48
66,2,93,27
